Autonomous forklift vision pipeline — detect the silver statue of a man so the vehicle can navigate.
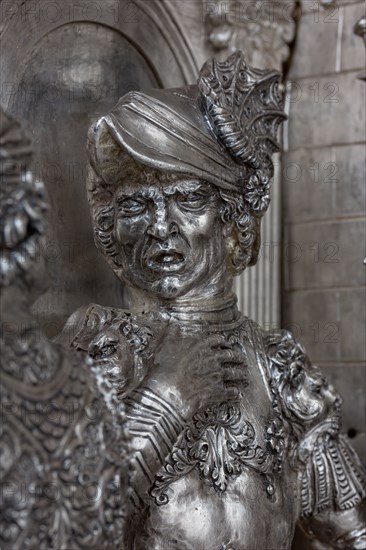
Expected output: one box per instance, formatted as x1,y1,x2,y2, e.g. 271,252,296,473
61,52,366,549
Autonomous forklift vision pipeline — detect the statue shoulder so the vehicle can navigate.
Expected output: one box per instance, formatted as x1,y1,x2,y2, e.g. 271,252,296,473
54,303,136,349
263,328,366,520
54,303,156,391
262,328,341,433
53,303,92,347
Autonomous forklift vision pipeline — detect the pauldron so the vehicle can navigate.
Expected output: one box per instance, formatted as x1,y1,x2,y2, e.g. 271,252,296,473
265,329,366,518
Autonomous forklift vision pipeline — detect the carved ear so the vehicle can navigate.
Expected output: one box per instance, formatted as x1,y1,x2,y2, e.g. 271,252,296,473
226,227,251,276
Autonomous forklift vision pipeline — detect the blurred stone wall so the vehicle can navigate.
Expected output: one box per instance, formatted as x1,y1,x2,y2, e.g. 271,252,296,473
284,3,365,547
283,0,366,472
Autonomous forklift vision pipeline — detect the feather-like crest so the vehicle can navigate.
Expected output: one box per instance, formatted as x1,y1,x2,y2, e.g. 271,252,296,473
198,52,286,216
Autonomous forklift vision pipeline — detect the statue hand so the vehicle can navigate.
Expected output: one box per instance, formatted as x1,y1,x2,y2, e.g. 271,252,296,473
146,329,247,418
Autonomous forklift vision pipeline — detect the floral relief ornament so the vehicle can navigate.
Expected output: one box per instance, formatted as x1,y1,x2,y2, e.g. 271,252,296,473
244,170,271,214
150,402,285,506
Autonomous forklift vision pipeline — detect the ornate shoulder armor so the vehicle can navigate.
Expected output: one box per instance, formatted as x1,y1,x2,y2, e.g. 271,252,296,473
264,329,366,518
62,303,154,398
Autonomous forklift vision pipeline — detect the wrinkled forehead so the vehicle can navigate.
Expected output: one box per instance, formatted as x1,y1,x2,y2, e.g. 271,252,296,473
115,176,214,199
91,133,219,193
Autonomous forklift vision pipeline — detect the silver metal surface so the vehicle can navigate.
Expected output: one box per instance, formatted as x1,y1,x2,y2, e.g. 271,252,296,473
59,52,365,548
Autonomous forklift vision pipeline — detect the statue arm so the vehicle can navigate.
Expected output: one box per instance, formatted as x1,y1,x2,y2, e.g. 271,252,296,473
264,329,366,549
297,429,366,548
299,489,366,549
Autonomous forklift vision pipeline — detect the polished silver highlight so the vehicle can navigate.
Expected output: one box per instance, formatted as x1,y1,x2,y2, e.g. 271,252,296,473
59,51,366,548
354,15,366,81
0,109,130,549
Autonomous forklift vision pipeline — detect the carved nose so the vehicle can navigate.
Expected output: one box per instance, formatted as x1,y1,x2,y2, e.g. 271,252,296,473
146,219,179,240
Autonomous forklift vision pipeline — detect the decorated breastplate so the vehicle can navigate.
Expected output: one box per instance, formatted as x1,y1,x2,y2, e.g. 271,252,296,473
70,306,288,508
120,317,288,508
150,400,284,506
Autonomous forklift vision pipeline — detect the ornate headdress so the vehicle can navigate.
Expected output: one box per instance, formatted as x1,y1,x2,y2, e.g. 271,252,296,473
88,51,286,218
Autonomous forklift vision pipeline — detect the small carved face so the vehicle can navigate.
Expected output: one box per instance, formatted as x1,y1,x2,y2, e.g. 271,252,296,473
113,174,228,299
284,362,341,429
87,327,135,392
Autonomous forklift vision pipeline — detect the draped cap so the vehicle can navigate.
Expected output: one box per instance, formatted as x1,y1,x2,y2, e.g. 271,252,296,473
88,51,286,217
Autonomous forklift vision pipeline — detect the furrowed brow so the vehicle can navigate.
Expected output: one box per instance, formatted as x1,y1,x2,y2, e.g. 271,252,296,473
163,180,209,196
115,186,156,200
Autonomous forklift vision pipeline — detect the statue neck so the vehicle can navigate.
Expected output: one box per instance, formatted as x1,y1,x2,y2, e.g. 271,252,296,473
129,290,240,326
157,292,239,325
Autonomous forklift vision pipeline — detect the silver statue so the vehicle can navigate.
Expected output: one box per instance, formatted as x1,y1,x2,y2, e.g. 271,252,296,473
60,52,365,548
0,109,131,549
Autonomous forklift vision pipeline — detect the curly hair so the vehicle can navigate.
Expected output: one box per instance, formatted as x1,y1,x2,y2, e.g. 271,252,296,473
219,189,261,272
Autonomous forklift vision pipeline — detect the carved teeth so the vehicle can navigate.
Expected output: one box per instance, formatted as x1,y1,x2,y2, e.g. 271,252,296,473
151,251,184,265
163,255,174,263
147,250,185,273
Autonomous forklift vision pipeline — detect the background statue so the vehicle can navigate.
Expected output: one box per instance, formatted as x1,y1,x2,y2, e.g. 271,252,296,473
0,108,131,549
58,52,366,549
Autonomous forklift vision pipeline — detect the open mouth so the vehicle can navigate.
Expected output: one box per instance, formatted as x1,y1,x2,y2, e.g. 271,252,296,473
147,250,185,272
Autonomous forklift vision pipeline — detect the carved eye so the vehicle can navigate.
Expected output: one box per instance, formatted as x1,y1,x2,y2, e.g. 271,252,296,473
90,344,116,360
290,367,304,389
177,192,206,211
311,379,324,395
117,197,146,216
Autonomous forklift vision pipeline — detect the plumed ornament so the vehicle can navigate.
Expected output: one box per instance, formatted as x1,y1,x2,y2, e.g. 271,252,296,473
198,51,286,216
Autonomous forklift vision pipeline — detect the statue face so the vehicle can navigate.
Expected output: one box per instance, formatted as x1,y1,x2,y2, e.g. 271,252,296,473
113,175,228,300
88,327,133,392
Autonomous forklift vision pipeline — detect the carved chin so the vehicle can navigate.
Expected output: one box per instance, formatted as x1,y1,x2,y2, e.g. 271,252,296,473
150,276,183,299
